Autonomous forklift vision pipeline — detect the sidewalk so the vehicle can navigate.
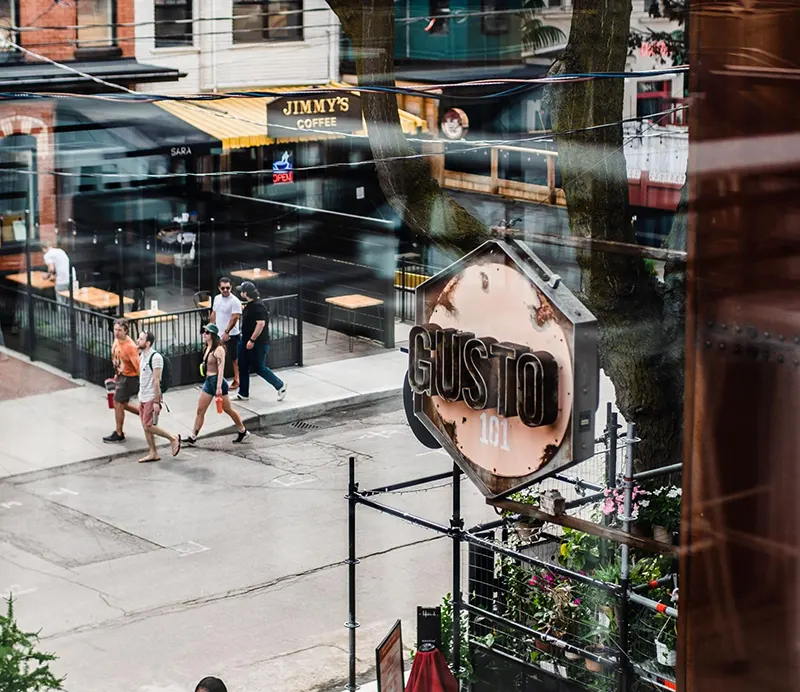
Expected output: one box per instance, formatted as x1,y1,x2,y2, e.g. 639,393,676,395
0,347,408,480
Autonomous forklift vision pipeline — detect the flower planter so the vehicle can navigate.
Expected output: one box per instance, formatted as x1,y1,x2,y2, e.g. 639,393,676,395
564,651,582,661
540,660,556,675
655,639,677,667
653,525,671,544
557,664,569,679
535,639,552,654
585,657,604,673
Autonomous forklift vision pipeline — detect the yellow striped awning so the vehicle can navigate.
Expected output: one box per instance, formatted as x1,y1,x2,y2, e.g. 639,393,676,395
157,82,428,151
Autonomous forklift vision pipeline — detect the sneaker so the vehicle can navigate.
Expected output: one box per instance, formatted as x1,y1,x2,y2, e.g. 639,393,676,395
235,393,249,401
184,434,198,446
277,385,287,402
233,429,251,444
103,431,125,443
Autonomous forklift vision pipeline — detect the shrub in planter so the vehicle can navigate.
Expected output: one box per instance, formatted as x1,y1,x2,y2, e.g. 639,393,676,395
654,613,677,667
638,485,682,540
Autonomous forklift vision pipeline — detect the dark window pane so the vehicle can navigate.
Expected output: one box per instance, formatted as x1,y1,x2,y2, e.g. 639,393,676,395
155,0,193,47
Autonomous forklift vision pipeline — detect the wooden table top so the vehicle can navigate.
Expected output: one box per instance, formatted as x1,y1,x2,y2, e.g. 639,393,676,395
231,269,279,281
59,286,135,310
325,294,385,310
6,271,55,290
123,308,178,324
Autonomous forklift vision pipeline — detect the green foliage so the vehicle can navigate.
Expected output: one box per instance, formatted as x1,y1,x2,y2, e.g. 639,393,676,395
0,597,64,692
558,527,602,573
439,593,474,682
520,0,566,53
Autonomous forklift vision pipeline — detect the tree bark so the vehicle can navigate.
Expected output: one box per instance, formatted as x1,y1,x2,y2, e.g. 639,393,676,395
328,0,486,256
546,0,683,471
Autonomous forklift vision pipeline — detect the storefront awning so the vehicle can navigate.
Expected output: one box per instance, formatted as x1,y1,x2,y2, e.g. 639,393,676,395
156,82,428,151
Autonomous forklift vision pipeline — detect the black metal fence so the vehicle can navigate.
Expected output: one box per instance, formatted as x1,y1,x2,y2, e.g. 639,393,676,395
395,258,445,323
0,285,302,387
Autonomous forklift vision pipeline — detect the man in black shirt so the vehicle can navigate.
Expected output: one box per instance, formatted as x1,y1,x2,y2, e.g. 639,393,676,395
235,281,287,402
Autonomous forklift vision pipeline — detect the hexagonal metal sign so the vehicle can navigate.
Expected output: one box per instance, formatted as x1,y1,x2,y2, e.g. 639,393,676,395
407,238,599,499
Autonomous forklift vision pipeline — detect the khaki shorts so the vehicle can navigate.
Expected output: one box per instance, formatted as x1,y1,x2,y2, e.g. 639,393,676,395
114,375,139,403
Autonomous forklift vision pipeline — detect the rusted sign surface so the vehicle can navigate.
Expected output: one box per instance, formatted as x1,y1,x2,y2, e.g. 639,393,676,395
408,239,599,498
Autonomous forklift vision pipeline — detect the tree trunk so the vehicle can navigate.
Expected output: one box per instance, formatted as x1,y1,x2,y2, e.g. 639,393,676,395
328,0,486,256
546,0,682,471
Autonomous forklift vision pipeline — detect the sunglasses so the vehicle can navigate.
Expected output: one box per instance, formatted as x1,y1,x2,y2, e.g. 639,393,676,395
220,286,232,291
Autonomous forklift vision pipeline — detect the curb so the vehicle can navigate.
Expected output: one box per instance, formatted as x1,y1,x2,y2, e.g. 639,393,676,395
3,387,402,484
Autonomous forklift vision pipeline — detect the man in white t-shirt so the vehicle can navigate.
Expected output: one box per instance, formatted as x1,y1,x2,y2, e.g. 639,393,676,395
41,240,74,305
136,330,181,463
209,276,243,389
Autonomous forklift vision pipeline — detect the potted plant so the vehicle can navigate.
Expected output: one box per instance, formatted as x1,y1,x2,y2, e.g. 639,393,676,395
505,488,544,542
654,613,678,667
638,485,682,543
528,570,583,654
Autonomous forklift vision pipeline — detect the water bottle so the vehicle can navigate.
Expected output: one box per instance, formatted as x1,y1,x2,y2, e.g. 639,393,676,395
216,395,223,414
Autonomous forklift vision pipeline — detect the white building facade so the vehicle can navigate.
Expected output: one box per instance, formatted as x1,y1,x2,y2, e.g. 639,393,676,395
532,0,687,124
135,0,340,93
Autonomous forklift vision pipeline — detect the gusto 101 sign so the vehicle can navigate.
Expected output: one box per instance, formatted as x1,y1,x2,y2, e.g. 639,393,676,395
407,238,599,498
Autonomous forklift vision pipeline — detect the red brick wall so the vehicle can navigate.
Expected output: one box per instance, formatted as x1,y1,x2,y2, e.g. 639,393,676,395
19,0,135,62
0,102,57,247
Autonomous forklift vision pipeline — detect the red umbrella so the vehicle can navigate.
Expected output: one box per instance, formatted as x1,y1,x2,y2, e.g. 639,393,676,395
405,645,459,692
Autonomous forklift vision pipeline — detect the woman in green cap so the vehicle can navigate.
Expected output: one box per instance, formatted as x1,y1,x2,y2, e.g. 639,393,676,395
184,323,250,445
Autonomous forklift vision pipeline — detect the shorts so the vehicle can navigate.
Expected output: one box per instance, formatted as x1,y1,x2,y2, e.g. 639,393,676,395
225,335,240,365
139,400,157,428
202,375,229,397
114,375,139,403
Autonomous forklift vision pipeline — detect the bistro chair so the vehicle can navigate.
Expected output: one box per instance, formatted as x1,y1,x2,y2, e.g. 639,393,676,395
193,290,211,309
124,288,145,312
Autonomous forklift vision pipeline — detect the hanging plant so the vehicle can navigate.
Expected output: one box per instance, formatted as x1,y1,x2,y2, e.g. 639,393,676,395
637,485,682,536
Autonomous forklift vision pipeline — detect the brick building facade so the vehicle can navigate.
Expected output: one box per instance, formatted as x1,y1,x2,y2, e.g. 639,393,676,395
0,0,182,270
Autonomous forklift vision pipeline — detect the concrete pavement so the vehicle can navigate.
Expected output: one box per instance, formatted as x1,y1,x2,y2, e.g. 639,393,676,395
0,346,408,480
0,401,495,692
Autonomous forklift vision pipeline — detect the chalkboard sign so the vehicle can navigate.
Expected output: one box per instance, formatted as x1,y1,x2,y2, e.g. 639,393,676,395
376,620,404,692
417,606,442,651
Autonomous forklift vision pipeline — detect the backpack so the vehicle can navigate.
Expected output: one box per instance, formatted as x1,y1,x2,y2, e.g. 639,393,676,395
148,351,173,394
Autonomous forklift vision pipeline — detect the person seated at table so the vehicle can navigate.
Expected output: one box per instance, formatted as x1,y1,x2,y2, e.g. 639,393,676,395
41,240,74,305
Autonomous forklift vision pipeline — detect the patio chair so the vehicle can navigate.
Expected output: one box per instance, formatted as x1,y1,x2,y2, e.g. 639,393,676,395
193,290,211,309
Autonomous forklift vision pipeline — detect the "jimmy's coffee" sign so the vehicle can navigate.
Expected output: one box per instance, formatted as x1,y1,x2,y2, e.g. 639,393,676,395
408,239,599,498
267,93,363,137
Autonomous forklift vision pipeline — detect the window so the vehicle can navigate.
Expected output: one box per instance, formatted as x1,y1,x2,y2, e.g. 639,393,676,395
155,0,193,47
0,135,38,245
233,0,303,44
77,0,114,47
481,0,509,36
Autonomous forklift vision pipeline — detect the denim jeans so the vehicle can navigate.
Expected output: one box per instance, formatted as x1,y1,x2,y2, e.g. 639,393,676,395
237,340,284,397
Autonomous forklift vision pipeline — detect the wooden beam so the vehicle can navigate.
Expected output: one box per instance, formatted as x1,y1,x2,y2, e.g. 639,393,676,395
489,498,678,555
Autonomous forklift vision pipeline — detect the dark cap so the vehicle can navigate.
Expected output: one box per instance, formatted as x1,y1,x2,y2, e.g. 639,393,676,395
237,281,258,298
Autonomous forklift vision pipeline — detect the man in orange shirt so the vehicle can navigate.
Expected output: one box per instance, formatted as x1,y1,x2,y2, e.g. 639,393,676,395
104,319,141,443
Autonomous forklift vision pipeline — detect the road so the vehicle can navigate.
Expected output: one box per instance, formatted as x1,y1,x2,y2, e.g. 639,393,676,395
0,399,496,692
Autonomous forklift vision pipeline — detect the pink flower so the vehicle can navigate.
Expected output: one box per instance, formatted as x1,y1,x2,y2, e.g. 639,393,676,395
544,572,555,583
602,498,616,516
573,598,581,605
529,577,538,586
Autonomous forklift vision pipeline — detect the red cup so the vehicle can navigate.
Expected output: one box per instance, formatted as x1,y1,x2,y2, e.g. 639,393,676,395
104,378,117,409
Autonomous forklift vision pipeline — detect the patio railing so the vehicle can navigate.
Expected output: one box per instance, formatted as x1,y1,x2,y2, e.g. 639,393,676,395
0,285,302,387
394,258,445,322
